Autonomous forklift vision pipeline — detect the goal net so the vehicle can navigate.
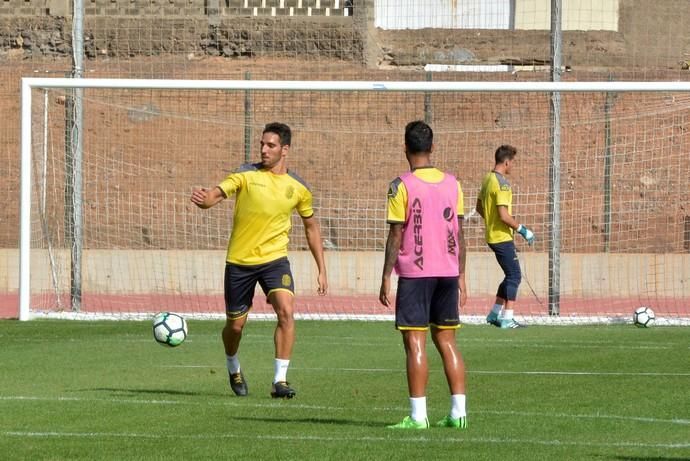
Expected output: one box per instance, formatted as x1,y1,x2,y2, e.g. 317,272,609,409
18,78,690,325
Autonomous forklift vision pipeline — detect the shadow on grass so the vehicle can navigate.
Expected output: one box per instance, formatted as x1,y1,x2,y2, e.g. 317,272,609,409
76,387,207,397
233,414,385,428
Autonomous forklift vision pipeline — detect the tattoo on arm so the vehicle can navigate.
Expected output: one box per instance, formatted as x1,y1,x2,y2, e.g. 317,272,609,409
382,224,402,278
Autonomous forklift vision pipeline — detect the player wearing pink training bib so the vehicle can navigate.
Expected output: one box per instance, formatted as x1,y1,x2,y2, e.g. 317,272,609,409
379,120,468,431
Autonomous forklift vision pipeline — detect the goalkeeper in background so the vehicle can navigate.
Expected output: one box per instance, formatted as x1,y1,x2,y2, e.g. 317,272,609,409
475,144,534,329
379,120,468,430
190,122,328,399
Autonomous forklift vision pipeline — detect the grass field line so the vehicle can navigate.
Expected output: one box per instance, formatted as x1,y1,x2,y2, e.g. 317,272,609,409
2,395,688,426
308,367,690,377
2,430,689,449
163,364,690,378
225,336,682,351
297,334,684,349
302,329,686,349
468,370,690,377
1,334,683,351
477,409,690,426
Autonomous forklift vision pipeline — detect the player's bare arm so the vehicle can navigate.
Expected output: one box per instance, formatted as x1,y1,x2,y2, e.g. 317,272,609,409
457,217,468,307
498,204,535,245
379,223,403,307
497,205,519,230
190,186,226,209
302,215,328,296
475,198,484,219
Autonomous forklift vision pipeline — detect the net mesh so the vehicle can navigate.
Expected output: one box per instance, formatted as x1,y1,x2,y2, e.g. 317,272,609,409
22,84,690,323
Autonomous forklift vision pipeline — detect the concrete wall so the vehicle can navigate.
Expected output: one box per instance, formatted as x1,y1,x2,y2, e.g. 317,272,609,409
2,0,687,69
0,0,353,17
1,249,688,298
6,0,617,29
0,15,361,59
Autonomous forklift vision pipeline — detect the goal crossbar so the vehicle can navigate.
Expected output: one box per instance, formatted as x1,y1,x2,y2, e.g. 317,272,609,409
21,77,690,93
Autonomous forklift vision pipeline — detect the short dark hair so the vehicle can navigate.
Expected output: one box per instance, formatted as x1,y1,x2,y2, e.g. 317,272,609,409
404,120,433,155
263,122,292,146
495,144,517,164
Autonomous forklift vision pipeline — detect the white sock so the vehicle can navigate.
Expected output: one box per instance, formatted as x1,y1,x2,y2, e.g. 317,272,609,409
273,358,290,383
450,394,466,419
410,396,427,422
503,309,514,320
490,303,503,316
226,354,240,374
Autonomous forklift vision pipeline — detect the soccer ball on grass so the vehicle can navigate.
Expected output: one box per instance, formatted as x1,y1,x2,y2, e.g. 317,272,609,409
152,312,188,346
632,306,655,328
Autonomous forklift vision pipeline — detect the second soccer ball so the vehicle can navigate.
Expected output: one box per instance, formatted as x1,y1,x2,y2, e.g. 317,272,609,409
632,306,655,328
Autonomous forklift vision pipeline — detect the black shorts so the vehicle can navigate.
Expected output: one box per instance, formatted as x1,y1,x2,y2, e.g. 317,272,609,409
395,277,460,330
224,257,295,319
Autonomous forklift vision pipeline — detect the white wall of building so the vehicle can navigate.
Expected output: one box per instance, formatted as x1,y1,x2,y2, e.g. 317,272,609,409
375,0,619,31
375,0,511,30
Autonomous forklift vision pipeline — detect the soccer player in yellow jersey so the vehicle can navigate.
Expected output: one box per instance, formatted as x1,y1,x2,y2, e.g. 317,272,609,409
476,145,534,329
190,122,328,399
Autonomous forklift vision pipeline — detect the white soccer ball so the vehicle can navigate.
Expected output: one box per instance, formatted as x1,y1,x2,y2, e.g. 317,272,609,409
152,312,188,347
633,306,655,328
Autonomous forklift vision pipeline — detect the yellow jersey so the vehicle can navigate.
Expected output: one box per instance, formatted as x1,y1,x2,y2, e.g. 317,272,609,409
478,171,513,244
218,163,314,265
386,167,464,223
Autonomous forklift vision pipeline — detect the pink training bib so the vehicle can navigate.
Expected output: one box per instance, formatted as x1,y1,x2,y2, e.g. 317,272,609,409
394,171,460,278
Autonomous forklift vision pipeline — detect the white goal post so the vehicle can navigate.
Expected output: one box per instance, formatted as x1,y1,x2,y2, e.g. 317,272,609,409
18,77,690,324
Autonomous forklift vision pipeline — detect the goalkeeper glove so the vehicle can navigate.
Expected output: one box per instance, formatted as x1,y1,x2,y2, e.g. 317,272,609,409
516,224,535,245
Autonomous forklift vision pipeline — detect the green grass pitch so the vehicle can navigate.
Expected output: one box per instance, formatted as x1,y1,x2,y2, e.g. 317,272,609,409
0,319,688,460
